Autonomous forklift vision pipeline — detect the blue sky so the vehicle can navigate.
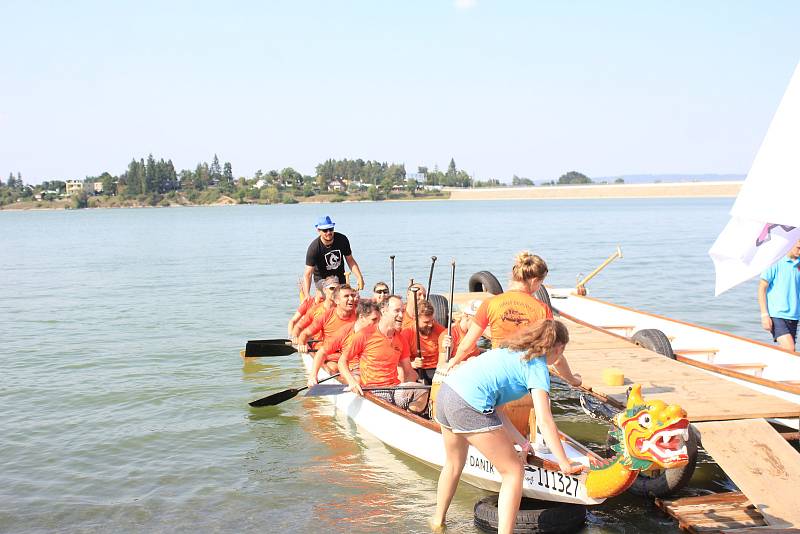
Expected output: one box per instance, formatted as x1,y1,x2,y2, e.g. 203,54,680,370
1,0,798,184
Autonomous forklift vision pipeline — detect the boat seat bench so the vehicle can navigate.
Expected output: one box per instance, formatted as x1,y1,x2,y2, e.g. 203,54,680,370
716,362,768,377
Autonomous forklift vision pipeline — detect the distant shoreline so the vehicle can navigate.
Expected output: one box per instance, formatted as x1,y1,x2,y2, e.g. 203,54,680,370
0,181,742,211
446,180,742,201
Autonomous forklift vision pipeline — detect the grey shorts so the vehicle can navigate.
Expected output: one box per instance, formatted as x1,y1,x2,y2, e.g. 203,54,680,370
434,383,503,434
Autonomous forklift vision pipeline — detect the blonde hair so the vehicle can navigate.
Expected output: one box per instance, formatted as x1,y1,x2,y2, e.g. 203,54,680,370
511,251,548,283
501,319,569,361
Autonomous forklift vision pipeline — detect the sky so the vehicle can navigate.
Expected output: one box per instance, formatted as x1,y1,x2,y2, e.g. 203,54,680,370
1,0,799,184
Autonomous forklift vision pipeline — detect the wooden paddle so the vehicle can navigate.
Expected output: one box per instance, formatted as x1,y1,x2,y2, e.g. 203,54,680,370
306,383,431,397
248,373,342,407
244,339,319,358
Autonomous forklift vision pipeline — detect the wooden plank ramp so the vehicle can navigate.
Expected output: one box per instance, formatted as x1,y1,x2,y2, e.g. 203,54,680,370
656,492,800,533
693,419,800,528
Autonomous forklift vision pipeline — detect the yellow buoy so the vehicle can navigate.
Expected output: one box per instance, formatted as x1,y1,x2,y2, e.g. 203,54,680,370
602,367,625,386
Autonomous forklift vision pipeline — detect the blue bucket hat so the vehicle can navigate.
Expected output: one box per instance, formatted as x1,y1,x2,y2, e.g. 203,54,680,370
315,215,335,230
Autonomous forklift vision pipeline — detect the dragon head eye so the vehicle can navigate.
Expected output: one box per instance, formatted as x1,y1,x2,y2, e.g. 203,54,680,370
637,413,651,428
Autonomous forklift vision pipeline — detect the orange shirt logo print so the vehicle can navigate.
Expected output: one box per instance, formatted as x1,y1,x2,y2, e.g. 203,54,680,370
500,309,529,327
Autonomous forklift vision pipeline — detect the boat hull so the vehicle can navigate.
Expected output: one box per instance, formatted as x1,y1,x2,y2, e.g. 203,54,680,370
300,354,604,505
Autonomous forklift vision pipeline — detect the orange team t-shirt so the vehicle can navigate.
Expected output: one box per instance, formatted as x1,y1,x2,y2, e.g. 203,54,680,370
342,324,410,387
305,308,356,343
473,290,552,348
400,322,445,369
296,301,328,331
296,295,318,316
321,323,356,363
438,323,481,361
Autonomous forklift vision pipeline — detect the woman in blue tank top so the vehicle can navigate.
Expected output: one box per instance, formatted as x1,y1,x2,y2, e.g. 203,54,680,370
430,319,582,533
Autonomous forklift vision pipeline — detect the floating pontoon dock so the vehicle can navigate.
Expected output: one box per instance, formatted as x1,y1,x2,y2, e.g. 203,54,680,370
453,292,800,530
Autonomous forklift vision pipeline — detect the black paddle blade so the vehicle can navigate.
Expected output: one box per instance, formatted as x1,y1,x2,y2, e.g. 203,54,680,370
249,387,302,407
244,341,297,358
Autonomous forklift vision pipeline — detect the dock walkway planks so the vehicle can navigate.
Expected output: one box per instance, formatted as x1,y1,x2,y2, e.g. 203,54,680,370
560,320,800,423
693,419,800,528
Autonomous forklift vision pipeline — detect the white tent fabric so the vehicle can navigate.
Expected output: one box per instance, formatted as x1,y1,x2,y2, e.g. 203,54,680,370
710,62,800,296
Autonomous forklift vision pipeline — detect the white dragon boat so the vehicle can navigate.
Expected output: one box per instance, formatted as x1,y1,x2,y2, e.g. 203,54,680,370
548,288,800,430
298,352,692,507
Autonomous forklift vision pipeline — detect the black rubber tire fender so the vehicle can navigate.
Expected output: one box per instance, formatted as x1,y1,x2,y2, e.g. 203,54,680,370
428,293,450,327
468,271,503,294
473,496,586,534
631,328,675,360
626,425,700,498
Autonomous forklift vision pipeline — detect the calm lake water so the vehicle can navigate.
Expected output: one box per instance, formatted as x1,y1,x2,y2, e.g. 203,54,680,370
0,198,764,533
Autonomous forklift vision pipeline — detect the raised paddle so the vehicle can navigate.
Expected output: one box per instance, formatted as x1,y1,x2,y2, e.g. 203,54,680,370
248,373,341,407
306,383,431,397
426,255,437,298
446,259,456,361
389,255,395,294
410,285,426,382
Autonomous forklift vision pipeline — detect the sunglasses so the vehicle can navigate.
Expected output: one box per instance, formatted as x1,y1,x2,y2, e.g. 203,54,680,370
374,289,389,294
318,228,334,233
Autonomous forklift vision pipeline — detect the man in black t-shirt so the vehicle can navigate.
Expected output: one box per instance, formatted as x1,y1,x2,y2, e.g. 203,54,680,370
302,215,365,298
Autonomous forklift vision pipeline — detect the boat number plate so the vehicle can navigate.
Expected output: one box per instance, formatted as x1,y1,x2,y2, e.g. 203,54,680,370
525,466,581,497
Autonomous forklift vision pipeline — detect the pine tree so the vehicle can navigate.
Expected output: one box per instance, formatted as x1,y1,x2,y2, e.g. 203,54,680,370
447,158,457,178
210,154,222,185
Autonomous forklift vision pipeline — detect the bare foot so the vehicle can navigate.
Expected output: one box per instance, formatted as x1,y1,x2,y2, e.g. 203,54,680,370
428,517,446,533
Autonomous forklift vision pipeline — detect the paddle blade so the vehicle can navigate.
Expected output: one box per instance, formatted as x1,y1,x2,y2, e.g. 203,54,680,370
249,387,302,407
245,341,298,358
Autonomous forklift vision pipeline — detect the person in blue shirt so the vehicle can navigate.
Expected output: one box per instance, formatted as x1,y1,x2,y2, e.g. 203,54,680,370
430,319,582,533
759,239,800,352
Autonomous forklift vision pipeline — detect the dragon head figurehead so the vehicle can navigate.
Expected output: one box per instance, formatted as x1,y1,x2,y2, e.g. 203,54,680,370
609,384,690,471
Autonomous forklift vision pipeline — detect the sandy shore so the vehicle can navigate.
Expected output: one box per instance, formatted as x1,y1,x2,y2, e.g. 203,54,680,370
447,180,742,201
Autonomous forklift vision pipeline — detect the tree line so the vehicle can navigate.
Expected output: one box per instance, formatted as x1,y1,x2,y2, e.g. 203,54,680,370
1,155,606,208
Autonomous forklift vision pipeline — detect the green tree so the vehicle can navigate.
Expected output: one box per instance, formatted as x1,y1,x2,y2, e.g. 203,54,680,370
614,177,625,184
210,154,222,185
71,191,89,209
367,184,382,201
446,158,457,178
380,176,394,196
223,162,233,185
100,172,116,195
557,171,592,185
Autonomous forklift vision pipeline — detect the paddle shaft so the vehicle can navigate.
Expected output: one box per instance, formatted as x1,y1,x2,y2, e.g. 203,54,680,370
446,259,455,361
249,372,341,407
389,255,395,294
576,246,622,288
426,256,437,298
410,285,425,382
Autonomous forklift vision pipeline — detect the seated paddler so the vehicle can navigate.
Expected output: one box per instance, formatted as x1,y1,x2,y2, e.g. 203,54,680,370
298,284,357,353
291,276,339,342
338,295,429,414
400,300,445,384
307,299,380,387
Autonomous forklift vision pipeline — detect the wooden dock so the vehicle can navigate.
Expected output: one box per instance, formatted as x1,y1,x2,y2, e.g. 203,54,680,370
656,492,800,533
559,316,800,530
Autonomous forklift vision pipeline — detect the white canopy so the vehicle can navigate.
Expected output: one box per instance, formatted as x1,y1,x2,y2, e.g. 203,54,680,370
709,61,800,296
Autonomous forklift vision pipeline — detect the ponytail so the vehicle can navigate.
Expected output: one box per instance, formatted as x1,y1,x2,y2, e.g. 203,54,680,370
500,319,569,361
